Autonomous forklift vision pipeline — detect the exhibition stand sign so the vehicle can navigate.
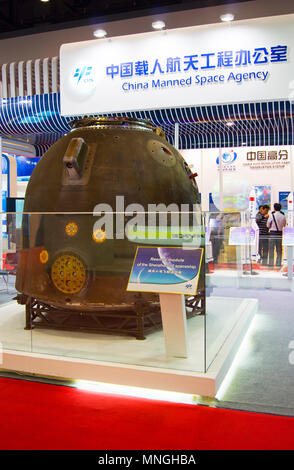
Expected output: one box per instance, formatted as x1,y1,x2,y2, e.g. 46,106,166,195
280,191,291,216
127,246,203,295
283,228,294,246
229,226,256,245
60,14,294,115
182,146,292,213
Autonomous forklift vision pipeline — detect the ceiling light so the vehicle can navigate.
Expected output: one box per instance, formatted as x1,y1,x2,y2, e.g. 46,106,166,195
152,20,165,30
93,29,107,38
40,0,50,3
225,121,235,127
220,13,234,22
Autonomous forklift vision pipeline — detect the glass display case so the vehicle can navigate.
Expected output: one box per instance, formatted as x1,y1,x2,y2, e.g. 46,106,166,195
0,209,257,382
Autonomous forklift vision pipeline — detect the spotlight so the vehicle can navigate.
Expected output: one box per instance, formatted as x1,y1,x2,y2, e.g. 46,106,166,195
40,0,50,3
152,20,165,30
92,229,107,243
93,29,107,38
220,13,234,22
40,250,49,264
225,121,235,127
65,222,78,237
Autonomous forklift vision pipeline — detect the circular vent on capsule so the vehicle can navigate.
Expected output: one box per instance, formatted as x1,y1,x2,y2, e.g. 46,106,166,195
51,254,87,294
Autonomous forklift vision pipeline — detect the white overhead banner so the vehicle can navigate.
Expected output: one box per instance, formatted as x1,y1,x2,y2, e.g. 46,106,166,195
60,14,294,116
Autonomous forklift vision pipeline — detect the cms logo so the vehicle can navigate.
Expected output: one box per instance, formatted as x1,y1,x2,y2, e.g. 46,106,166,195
73,66,94,84
216,150,237,165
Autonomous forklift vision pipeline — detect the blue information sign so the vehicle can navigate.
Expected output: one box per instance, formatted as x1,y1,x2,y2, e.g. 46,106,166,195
279,191,290,216
127,246,203,295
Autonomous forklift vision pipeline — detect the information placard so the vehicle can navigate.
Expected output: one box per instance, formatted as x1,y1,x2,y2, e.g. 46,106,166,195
127,246,203,295
282,227,294,246
229,227,256,246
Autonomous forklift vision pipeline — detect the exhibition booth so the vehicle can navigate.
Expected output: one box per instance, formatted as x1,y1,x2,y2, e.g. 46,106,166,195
0,208,257,397
0,12,294,410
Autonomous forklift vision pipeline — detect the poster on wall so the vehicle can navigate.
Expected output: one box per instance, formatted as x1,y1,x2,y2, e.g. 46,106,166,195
15,156,41,182
279,191,290,216
127,246,203,295
2,154,40,184
255,186,271,211
2,154,40,238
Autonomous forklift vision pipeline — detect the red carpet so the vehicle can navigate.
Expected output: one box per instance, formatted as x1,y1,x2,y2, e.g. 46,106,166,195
0,377,294,450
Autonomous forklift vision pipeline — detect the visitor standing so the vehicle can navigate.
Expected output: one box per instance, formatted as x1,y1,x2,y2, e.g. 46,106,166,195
267,203,286,268
256,205,270,265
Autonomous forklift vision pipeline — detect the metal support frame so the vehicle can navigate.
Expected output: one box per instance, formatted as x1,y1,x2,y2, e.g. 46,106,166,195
23,297,162,340
20,293,205,340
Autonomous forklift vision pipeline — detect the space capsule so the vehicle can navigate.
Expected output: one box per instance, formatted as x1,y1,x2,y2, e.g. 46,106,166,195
15,117,201,331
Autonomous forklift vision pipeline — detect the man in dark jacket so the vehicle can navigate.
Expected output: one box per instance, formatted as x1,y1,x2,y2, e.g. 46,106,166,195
256,204,270,265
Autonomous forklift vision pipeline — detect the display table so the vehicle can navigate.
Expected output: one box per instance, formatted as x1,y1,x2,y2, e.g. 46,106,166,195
0,296,257,396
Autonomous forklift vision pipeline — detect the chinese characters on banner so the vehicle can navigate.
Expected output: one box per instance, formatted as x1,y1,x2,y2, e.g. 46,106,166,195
244,149,290,171
106,46,287,79
246,149,288,161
